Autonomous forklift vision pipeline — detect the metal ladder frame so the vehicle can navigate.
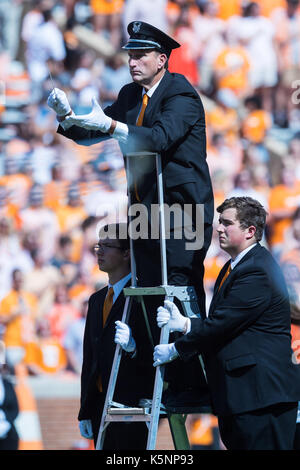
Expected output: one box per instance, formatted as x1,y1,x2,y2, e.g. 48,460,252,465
96,152,206,450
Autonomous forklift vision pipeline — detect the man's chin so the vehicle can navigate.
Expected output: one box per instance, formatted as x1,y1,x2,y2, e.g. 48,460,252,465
219,240,228,251
131,75,142,84
98,262,107,272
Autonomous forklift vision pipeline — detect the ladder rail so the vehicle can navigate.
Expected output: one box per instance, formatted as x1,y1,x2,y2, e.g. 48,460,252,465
95,152,207,450
146,294,173,450
95,296,132,450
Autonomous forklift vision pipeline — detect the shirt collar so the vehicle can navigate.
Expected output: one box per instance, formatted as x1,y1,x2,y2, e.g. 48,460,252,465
142,75,164,98
108,273,131,303
231,243,257,270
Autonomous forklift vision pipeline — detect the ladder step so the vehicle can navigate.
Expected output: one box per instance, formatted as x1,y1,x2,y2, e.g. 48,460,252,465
108,407,148,415
105,407,152,423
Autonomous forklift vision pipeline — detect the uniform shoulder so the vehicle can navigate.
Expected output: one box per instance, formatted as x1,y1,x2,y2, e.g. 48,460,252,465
165,72,199,97
119,81,141,97
243,245,284,282
89,287,107,303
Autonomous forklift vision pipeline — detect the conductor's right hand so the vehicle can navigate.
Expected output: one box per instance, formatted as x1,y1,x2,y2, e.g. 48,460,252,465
47,88,71,117
157,300,189,333
79,419,93,440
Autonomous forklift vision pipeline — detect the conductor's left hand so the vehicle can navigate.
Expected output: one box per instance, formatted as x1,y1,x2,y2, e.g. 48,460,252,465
65,97,112,132
114,321,136,353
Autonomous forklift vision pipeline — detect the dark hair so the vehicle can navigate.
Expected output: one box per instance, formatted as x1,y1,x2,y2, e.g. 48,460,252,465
42,9,52,22
244,94,262,109
99,223,129,251
81,216,97,231
12,268,22,280
58,235,72,248
293,207,300,221
217,197,267,241
243,2,259,16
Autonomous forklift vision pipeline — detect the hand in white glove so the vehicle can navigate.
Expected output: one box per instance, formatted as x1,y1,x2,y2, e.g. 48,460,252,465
79,419,93,440
47,88,71,117
153,343,179,367
114,321,136,353
65,97,112,132
157,300,189,333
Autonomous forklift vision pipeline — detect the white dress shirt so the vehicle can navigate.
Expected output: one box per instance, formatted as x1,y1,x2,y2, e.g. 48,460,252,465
230,243,257,270
108,273,132,304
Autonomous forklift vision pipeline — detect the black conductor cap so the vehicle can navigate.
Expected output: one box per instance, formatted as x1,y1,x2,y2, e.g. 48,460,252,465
123,21,180,57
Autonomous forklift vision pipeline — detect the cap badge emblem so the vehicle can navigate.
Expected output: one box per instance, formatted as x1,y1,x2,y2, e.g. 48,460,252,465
133,22,142,33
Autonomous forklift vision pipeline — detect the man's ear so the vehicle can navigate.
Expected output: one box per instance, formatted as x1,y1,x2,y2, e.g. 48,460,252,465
158,53,168,70
246,225,257,240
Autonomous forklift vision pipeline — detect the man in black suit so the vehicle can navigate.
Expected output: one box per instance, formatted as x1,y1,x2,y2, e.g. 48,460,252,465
47,22,213,405
78,223,154,449
47,21,214,313
154,197,300,450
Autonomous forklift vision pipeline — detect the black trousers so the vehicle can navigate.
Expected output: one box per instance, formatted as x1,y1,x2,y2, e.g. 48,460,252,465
133,222,213,315
90,393,148,450
91,413,148,450
294,422,300,450
218,402,298,450
0,426,19,450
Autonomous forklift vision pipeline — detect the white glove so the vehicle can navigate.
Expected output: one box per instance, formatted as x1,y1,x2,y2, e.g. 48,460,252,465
65,97,112,132
157,300,189,333
47,88,71,117
153,343,179,367
79,419,93,440
114,321,136,353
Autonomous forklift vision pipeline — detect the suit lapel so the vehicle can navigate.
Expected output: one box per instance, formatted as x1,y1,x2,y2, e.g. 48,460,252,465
126,84,143,125
126,71,172,127
209,260,231,314
209,243,261,315
102,280,131,330
98,286,108,330
142,71,172,126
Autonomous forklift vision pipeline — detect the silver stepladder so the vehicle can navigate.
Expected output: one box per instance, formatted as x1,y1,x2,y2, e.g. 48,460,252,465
96,152,209,450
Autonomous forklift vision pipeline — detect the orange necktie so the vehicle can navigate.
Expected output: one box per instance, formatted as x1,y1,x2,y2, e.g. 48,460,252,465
218,264,232,291
102,287,114,326
134,94,149,201
136,93,149,126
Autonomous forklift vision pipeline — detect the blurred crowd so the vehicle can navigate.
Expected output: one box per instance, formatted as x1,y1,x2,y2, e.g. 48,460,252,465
0,0,299,407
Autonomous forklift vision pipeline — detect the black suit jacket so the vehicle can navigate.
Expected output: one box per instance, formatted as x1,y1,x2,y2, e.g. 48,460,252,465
78,283,154,421
58,71,213,301
58,71,213,221
175,243,300,417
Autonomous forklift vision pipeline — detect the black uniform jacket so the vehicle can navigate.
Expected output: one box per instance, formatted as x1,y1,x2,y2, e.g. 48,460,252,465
58,71,214,294
78,283,154,421
175,243,300,417
58,70,213,226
